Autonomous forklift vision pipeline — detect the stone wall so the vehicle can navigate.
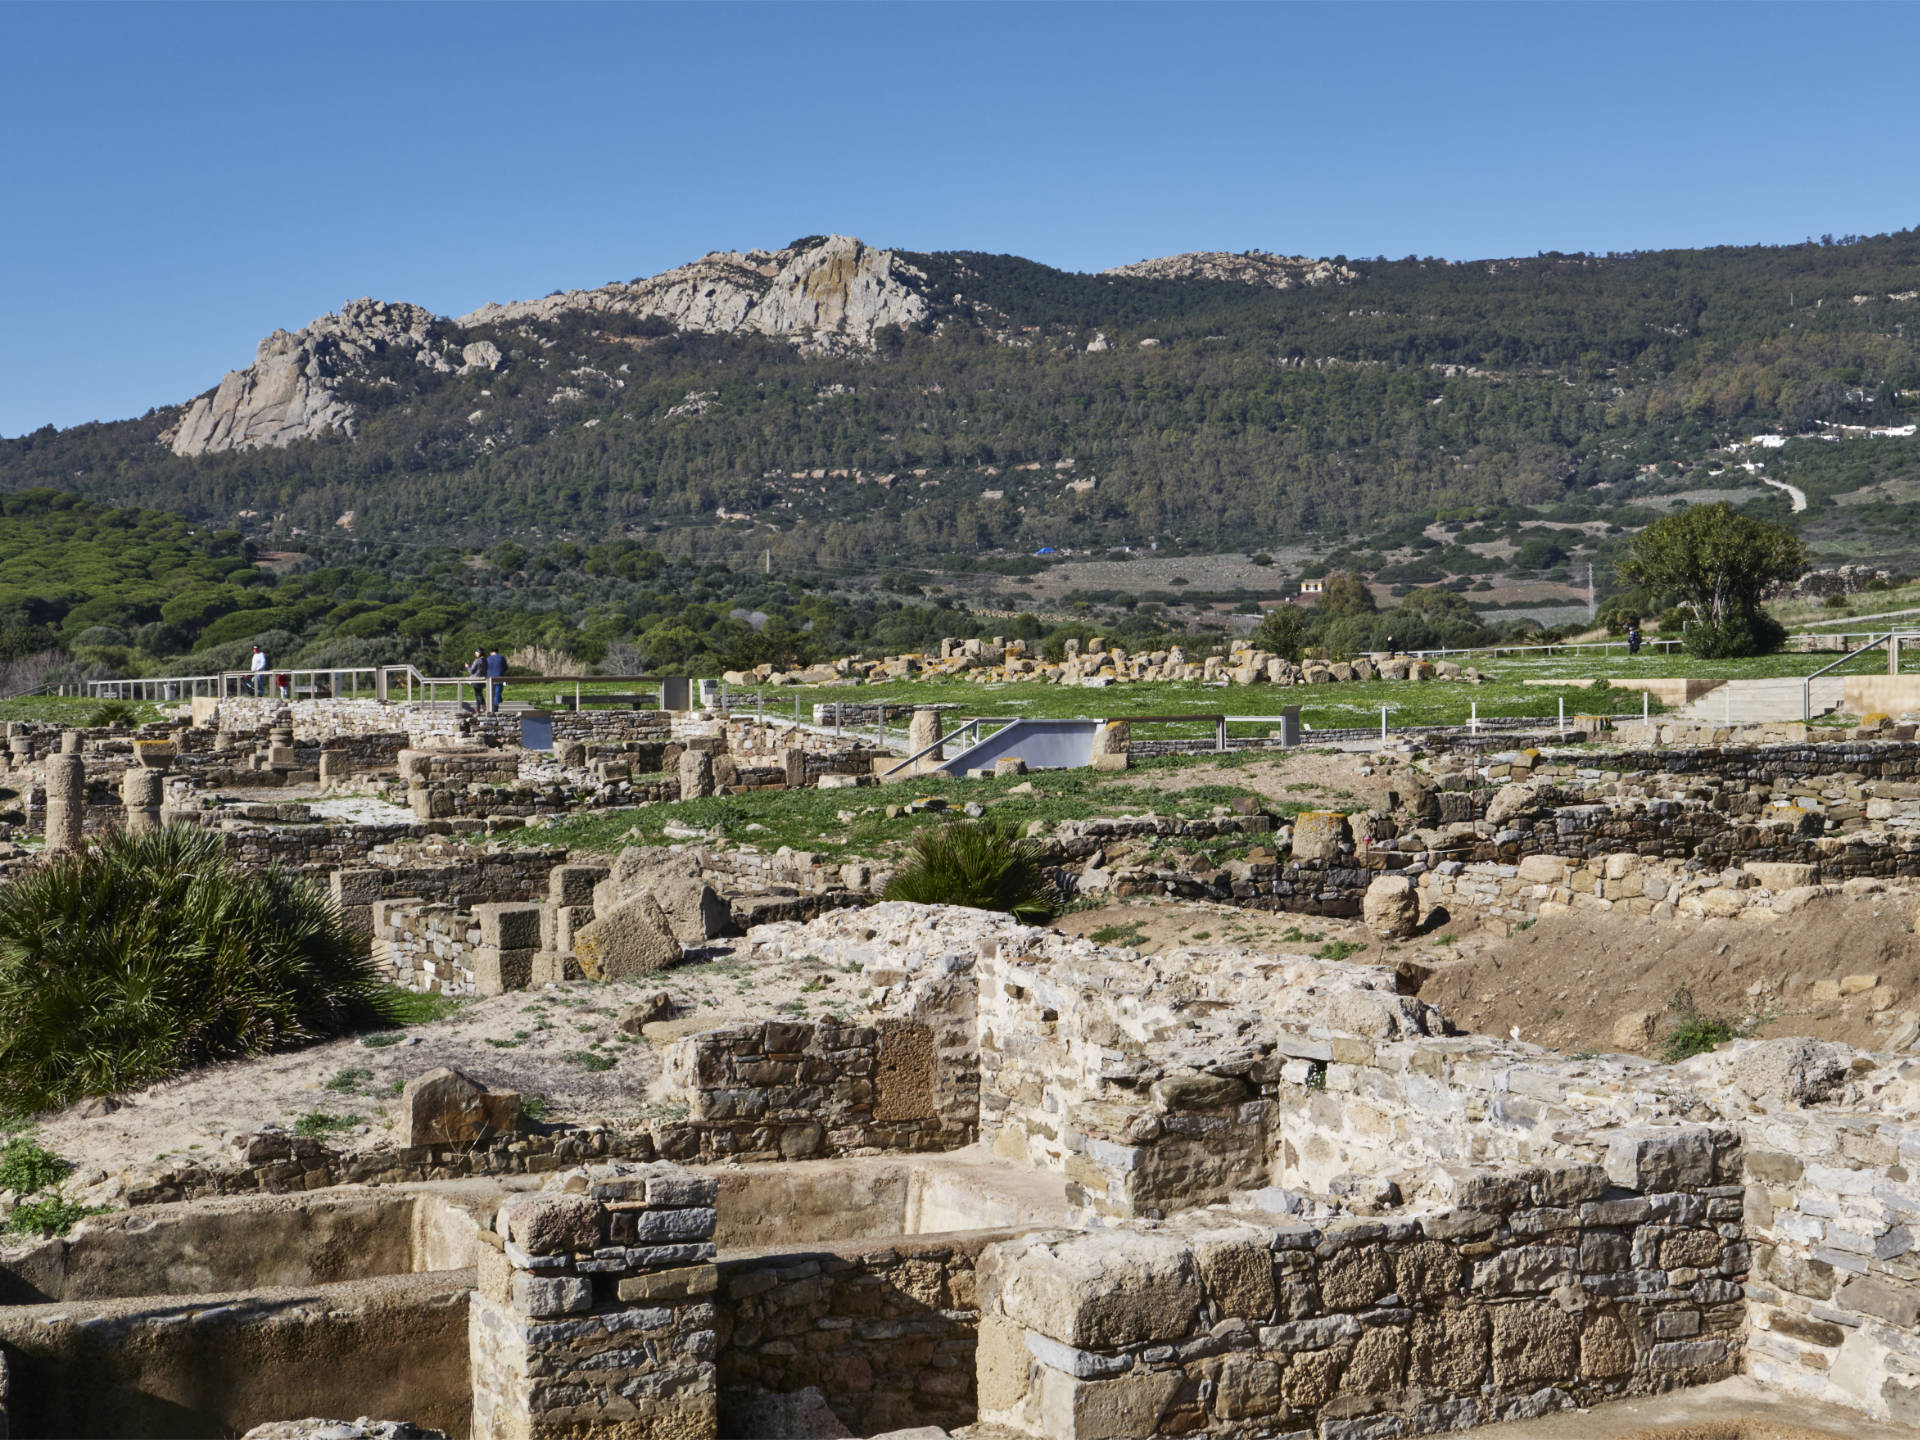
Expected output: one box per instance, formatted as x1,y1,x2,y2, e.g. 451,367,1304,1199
0,1270,473,1439
375,900,479,996
979,1134,1744,1440
469,1161,718,1440
1743,1114,1920,1423
655,1017,974,1163
716,1233,1002,1436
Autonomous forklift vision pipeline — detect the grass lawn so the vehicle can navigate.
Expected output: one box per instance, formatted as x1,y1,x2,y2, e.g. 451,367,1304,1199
517,755,1296,865
0,695,168,725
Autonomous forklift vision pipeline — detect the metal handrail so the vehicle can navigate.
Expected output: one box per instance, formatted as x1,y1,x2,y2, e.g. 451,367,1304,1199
1801,631,1917,721
879,717,1017,779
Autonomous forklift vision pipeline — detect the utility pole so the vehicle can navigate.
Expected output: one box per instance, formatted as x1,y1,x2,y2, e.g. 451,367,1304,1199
763,549,771,575
1588,563,1596,622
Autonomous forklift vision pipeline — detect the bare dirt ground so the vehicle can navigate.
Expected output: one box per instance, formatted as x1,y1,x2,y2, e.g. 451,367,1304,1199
39,946,865,1198
1415,890,1920,1056
1112,751,1400,814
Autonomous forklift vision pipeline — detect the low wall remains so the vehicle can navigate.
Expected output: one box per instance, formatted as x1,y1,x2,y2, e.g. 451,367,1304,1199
1743,1114,1920,1423
980,1135,1744,1439
717,1232,1004,1437
656,1017,975,1163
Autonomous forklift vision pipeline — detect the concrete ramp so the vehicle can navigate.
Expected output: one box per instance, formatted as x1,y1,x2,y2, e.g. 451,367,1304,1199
936,718,1102,775
1675,677,1845,724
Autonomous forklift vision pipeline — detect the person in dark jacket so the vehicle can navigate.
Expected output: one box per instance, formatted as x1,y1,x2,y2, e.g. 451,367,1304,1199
486,647,506,711
465,649,486,712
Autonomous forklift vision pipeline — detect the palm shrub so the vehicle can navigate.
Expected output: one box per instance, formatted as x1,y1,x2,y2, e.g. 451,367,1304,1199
0,826,392,1112
883,816,1056,922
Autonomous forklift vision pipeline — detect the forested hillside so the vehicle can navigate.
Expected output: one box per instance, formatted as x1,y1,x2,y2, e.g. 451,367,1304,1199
4,231,1916,571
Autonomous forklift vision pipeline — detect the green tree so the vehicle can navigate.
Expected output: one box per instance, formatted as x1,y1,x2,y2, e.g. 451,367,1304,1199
1316,571,1376,617
1251,606,1307,661
1617,503,1806,658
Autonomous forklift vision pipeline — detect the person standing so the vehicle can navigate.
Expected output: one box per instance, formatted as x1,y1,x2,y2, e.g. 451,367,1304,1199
1627,623,1642,657
465,649,486,712
486,646,506,712
249,645,267,697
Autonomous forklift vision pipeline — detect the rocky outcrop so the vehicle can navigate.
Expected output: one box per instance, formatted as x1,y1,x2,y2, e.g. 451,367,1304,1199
163,299,446,456
459,235,929,352
1101,250,1359,289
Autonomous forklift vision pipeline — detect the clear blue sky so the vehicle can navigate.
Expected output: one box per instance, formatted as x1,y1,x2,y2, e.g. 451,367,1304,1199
3,1,1916,437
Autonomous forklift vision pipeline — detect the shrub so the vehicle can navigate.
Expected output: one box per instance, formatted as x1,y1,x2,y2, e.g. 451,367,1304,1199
83,701,139,728
0,826,393,1112
883,816,1057,922
1658,987,1761,1063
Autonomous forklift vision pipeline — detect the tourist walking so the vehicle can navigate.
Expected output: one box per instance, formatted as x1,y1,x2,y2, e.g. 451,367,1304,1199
249,645,267,697
465,649,486,712
486,646,506,712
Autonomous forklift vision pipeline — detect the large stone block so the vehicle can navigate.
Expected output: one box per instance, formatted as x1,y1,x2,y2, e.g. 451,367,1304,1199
1362,873,1419,938
1605,1127,1717,1193
473,946,535,997
498,1192,602,1256
1038,1366,1182,1440
400,1066,520,1147
1289,811,1348,863
574,895,683,981
548,863,610,907
473,902,543,951
993,1231,1201,1349
1491,1302,1578,1388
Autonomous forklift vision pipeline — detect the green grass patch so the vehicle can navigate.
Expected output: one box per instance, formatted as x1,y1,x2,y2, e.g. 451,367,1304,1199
1088,921,1149,948
373,987,470,1027
292,1111,359,1139
1315,939,1368,962
567,1050,616,1072
0,695,167,726
324,1067,373,1094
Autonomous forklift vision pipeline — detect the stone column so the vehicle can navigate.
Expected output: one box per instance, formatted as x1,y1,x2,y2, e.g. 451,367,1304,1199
120,767,164,835
43,735,85,855
470,1161,719,1440
908,708,944,762
678,748,714,801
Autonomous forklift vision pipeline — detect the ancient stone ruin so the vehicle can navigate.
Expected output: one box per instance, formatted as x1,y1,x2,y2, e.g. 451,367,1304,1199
6,688,1920,1438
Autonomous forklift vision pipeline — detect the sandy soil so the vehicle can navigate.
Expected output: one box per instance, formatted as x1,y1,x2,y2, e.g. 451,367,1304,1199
39,945,867,1193
1416,889,1920,1056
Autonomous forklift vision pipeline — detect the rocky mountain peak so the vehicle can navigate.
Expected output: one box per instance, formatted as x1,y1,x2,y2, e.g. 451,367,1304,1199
163,238,932,457
457,234,929,350
1101,250,1358,289
163,298,449,457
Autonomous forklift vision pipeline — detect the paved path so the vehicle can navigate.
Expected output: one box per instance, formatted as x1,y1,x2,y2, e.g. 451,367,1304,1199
1676,676,1845,723
1762,475,1809,511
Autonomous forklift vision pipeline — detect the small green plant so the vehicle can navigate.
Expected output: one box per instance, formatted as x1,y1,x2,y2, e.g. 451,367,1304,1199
360,1032,405,1049
799,977,828,993
882,816,1056,922
1189,930,1213,941
0,1136,71,1195
324,1067,373,1094
1513,918,1537,933
567,1050,616,1072
1277,925,1325,944
521,1094,551,1121
293,1111,358,1139
1658,987,1762,1063
1316,939,1368,962
6,1194,104,1236
1088,921,1148,948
